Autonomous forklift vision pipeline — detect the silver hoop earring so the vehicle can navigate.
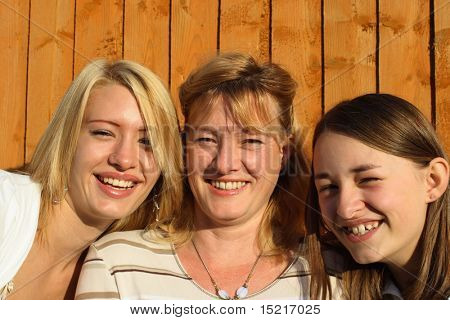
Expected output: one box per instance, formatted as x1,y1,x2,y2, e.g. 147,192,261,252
52,187,68,204
152,195,160,221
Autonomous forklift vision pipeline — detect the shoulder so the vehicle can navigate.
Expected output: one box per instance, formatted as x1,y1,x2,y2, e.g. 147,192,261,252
281,255,311,278
93,229,171,251
0,170,41,196
0,170,41,228
0,171,41,289
88,229,174,267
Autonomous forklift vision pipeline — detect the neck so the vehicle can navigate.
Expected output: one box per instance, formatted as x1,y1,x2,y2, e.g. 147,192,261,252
37,200,111,264
192,208,266,264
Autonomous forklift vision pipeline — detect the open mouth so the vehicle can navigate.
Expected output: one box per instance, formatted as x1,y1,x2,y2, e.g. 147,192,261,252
95,174,136,190
207,179,248,191
341,220,383,236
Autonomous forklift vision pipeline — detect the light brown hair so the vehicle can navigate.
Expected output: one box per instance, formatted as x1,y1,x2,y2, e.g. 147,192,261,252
160,52,309,258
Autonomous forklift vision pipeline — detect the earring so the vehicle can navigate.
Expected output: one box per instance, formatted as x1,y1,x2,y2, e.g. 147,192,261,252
152,195,160,221
52,187,68,204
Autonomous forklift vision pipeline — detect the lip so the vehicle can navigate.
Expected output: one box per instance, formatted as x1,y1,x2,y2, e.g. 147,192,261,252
340,219,383,228
206,179,250,196
94,173,141,199
342,221,383,243
94,171,142,183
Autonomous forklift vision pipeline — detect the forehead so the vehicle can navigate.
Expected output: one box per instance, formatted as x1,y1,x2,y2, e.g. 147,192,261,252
84,84,144,125
185,94,282,134
313,132,403,171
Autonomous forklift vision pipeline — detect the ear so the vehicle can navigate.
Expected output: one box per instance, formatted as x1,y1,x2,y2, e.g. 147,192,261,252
425,157,449,203
278,135,293,170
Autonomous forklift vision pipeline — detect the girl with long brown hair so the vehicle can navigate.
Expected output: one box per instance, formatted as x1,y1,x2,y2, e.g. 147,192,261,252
309,93,449,299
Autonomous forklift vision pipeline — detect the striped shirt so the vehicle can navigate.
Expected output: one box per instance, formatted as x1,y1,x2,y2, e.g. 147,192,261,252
75,230,341,300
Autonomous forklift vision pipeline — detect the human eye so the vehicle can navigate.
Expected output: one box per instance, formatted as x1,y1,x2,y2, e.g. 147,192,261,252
243,138,263,145
241,133,265,148
139,137,152,148
90,129,113,137
195,135,217,145
359,177,381,184
317,183,338,194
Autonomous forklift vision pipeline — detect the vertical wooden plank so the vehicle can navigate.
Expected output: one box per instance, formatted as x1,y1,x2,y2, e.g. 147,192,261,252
0,0,29,169
26,0,74,162
171,0,219,120
220,0,270,61
74,0,123,75
379,0,431,118
272,0,322,161
324,0,377,110
435,0,450,154
124,0,170,85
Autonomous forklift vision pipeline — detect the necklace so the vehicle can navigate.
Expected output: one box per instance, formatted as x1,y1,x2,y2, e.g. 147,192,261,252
191,239,263,300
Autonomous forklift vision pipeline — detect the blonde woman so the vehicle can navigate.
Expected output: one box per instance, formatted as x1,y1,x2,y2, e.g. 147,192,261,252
309,94,449,299
76,53,340,300
0,60,183,299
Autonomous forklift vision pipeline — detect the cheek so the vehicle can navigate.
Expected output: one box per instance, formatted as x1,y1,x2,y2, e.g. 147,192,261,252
141,152,161,181
70,142,92,179
318,197,336,224
71,134,108,170
243,149,280,177
186,147,214,174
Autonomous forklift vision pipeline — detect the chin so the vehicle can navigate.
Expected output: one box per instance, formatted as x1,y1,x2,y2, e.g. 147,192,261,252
350,250,383,265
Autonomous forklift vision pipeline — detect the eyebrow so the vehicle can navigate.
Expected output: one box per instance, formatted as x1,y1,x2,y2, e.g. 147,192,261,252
185,126,218,134
87,120,147,132
314,164,381,180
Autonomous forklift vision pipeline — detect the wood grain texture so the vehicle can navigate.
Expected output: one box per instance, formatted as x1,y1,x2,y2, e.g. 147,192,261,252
220,0,270,61
379,0,431,118
124,0,170,85
74,0,123,75
0,0,29,169
435,0,450,154
171,0,219,121
1,0,450,168
324,0,377,110
272,0,322,162
26,0,74,162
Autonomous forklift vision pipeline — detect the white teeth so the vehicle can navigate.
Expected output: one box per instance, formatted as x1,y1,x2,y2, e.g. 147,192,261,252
210,180,247,190
100,176,134,189
347,222,381,236
358,224,366,235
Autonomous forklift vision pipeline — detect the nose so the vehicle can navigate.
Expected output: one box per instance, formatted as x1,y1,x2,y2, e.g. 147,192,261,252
213,138,241,174
108,137,139,171
336,185,365,219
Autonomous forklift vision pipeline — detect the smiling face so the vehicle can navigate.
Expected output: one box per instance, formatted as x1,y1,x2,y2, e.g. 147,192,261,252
66,84,161,227
185,97,286,228
313,132,429,267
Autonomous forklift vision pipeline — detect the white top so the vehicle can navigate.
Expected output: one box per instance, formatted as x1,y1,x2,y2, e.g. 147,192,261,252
0,170,41,299
75,230,343,300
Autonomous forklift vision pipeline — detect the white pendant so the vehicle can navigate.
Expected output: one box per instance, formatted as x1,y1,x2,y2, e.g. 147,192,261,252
218,289,231,300
236,286,248,299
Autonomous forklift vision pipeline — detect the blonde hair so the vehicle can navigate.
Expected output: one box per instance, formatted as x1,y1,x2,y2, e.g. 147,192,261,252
158,52,308,255
28,59,183,235
308,94,449,299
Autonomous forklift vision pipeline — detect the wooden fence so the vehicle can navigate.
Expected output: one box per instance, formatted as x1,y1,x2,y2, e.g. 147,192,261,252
0,0,449,169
